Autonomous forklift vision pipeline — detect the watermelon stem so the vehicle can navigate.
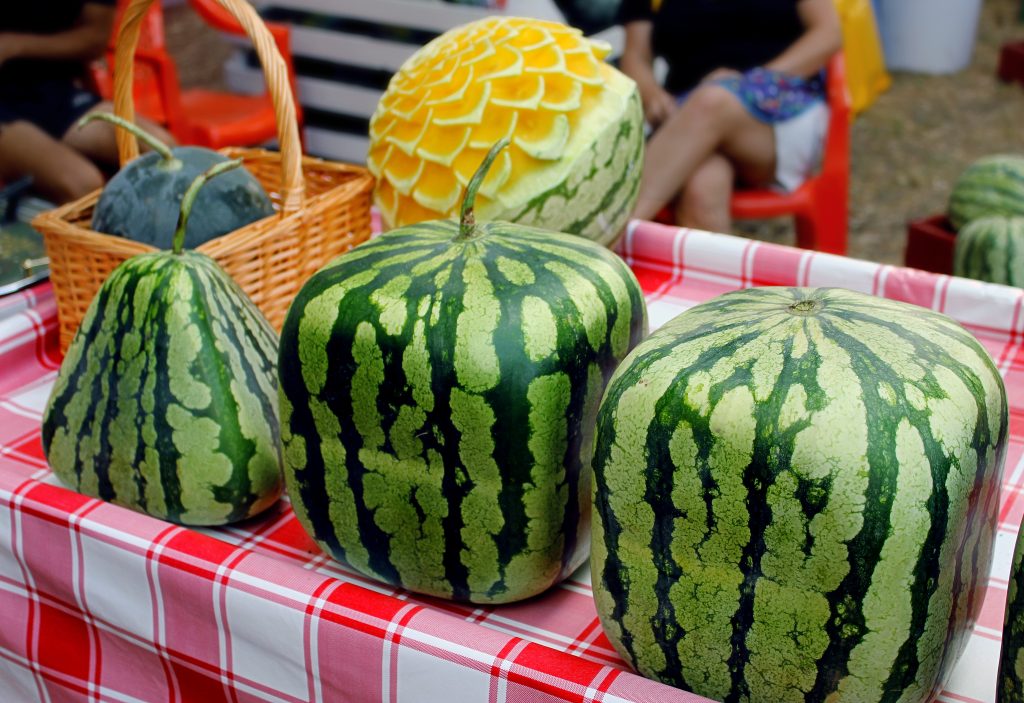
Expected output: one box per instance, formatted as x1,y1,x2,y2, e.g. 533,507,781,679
456,138,510,241
77,112,178,166
172,159,244,255
788,299,821,315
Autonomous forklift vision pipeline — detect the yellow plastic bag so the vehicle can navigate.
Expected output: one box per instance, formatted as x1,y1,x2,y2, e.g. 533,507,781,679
834,0,891,114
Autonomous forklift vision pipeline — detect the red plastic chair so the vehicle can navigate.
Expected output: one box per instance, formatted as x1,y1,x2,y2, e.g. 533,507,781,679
88,1,172,126
89,0,302,149
730,52,851,254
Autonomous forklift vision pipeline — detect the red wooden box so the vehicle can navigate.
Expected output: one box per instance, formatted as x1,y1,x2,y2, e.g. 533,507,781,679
905,214,956,274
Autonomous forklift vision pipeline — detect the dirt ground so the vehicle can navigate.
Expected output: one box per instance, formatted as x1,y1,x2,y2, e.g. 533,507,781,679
165,0,1024,265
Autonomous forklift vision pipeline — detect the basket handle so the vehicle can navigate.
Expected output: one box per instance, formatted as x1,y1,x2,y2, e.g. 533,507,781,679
112,0,304,213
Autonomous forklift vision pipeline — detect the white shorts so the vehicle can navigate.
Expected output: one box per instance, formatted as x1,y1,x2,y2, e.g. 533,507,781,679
772,101,830,193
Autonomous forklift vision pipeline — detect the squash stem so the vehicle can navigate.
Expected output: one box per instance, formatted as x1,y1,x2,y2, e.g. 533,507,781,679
456,138,509,242
172,159,243,255
77,112,177,164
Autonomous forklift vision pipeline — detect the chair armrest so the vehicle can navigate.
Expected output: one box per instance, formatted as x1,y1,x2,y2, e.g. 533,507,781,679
820,52,852,183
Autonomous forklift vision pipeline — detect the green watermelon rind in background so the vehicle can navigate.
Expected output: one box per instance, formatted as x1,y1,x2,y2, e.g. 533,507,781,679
948,155,1024,231
278,220,648,604
953,216,1024,288
591,286,1007,703
1000,524,1024,703
41,251,284,526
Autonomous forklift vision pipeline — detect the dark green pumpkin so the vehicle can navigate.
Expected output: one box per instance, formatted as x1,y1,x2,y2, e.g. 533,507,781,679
88,114,274,250
43,160,283,525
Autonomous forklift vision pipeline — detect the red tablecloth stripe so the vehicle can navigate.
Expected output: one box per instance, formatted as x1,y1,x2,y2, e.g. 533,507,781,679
2,223,1021,702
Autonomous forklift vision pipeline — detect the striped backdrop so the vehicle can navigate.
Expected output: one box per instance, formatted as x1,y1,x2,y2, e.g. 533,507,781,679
0,220,1019,702
225,0,626,164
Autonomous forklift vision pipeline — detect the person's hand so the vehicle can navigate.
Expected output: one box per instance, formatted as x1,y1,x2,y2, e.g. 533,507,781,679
640,84,677,130
701,67,742,83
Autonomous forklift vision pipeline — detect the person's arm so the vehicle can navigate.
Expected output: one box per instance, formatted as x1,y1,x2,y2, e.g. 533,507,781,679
620,20,677,129
0,3,114,68
763,0,842,77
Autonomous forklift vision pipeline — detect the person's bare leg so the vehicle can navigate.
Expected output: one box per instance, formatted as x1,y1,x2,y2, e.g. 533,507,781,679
633,84,776,221
62,101,176,169
676,154,734,232
720,120,776,188
0,121,104,203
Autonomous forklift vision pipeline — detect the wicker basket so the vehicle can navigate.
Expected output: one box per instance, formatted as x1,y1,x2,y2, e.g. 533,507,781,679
33,0,373,353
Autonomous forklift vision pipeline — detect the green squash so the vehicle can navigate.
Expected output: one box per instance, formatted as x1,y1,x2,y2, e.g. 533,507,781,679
278,140,648,603
88,114,275,250
43,160,283,526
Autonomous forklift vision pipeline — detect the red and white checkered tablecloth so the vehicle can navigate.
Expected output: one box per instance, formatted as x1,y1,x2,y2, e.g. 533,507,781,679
1,221,1020,703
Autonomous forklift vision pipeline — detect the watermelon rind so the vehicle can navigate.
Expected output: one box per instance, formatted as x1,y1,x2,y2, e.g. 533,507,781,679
953,216,1024,288
592,286,1007,703
42,251,283,525
948,155,1024,231
279,218,648,603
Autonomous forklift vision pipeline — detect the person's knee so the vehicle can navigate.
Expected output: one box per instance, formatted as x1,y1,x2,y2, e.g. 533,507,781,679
684,85,743,124
51,161,105,203
679,157,732,228
684,159,731,207
88,102,176,149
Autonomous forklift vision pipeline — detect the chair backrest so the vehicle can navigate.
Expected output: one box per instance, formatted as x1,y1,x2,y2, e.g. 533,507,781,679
820,52,852,183
90,0,184,129
93,0,301,140
187,0,302,117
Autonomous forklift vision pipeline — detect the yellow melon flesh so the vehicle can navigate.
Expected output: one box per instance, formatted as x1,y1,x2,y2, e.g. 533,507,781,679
367,16,643,244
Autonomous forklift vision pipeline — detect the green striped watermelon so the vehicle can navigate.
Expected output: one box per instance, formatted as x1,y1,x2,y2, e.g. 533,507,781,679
42,161,283,526
1000,525,1024,702
953,216,1024,287
591,286,1007,703
279,140,648,603
949,155,1024,231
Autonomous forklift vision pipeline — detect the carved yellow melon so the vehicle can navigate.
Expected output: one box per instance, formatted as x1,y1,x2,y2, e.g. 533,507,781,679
367,16,644,246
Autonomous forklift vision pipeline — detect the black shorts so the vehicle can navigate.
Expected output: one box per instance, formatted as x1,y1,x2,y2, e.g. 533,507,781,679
0,78,102,140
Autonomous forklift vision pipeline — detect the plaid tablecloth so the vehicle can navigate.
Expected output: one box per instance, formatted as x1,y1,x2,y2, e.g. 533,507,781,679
1,221,1020,703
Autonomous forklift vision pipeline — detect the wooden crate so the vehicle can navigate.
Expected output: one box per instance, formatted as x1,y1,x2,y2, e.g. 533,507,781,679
905,214,956,275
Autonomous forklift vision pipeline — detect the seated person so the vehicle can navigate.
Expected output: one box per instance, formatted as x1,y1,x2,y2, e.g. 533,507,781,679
0,1,173,205
621,0,843,231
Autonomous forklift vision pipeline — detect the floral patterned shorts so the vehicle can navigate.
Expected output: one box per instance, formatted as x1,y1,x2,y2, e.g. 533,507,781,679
712,66,826,124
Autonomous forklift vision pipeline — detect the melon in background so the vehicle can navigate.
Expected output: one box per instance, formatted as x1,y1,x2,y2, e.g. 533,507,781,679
591,286,1007,703
278,142,648,603
953,216,1024,287
367,16,644,247
948,154,1024,231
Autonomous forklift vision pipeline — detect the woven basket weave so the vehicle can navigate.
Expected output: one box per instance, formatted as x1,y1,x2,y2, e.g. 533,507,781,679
33,0,373,353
